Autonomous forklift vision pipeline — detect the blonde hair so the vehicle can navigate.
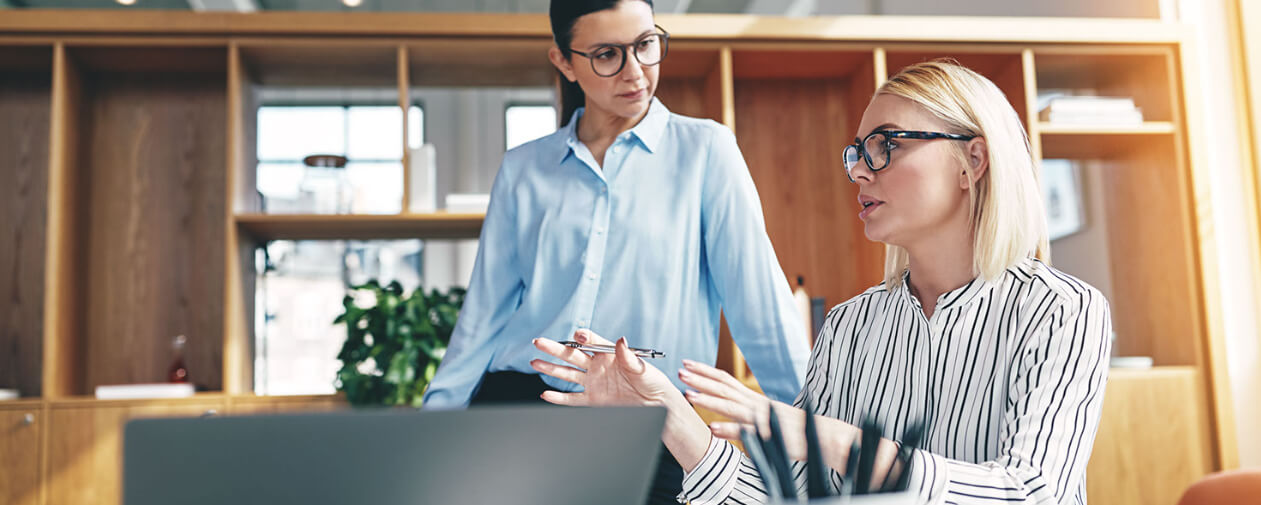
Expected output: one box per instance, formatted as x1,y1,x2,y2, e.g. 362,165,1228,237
877,60,1049,287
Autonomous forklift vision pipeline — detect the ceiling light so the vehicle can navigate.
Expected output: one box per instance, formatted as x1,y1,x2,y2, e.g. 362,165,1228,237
117,0,137,5
342,0,362,7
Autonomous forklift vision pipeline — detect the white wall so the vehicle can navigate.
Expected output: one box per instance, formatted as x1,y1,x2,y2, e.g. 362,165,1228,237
1177,0,1261,468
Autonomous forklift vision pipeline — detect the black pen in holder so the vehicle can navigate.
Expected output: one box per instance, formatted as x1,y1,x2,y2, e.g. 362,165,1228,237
762,407,797,500
853,418,883,495
803,400,831,498
739,428,779,499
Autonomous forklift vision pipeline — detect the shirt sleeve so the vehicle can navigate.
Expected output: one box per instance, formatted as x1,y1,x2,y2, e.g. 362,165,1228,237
421,159,525,409
700,123,810,403
679,305,850,504
903,287,1112,504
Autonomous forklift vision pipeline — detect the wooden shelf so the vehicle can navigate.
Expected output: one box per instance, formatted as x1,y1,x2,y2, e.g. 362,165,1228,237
235,213,485,241
0,399,44,409
1039,122,1177,159
10,392,345,408
48,392,229,408
1039,121,1177,135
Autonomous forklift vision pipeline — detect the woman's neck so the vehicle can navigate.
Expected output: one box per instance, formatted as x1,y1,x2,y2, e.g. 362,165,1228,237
905,233,977,319
577,100,648,146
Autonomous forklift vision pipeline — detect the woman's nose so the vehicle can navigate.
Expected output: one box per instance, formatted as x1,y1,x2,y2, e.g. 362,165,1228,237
620,58,646,81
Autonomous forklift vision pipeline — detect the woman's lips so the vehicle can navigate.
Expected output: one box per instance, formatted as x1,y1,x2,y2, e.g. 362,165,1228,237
619,89,646,100
859,201,883,220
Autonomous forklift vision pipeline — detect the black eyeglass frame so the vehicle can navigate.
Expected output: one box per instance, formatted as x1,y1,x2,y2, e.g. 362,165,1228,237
568,25,671,78
842,129,978,183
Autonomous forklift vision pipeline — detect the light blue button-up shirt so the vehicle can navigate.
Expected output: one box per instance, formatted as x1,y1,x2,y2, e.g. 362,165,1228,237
423,97,809,408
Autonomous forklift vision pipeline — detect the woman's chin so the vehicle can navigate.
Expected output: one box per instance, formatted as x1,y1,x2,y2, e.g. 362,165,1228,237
612,98,651,118
862,223,888,244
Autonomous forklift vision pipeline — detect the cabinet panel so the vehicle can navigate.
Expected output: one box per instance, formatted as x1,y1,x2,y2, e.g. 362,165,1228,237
0,406,43,505
46,400,225,505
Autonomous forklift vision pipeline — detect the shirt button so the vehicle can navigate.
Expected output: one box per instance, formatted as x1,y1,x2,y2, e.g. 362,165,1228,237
612,145,624,155
577,320,586,328
595,226,604,235
588,272,598,280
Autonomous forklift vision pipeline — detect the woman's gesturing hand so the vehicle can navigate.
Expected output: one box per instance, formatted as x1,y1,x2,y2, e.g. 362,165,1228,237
531,329,678,408
679,360,861,473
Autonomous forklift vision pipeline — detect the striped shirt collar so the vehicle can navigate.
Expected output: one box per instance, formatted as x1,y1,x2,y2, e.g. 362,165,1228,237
893,261,1020,313
558,96,670,164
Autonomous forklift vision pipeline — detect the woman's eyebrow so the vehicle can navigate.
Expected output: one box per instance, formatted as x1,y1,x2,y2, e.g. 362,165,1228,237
583,29,656,50
862,123,901,137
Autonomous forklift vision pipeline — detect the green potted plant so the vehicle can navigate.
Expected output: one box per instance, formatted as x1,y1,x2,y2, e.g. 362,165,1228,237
333,280,465,407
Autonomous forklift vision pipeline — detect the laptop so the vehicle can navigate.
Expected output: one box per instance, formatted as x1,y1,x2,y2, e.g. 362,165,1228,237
123,405,666,505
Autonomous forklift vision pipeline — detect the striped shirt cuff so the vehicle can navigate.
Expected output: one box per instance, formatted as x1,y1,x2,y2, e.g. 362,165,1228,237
679,436,744,504
903,449,948,504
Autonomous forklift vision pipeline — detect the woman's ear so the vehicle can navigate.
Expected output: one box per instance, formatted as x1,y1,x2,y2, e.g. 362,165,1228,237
958,137,989,189
548,46,578,83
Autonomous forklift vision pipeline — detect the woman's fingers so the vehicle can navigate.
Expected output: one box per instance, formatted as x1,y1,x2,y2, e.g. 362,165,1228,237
530,359,585,385
708,421,753,441
682,360,758,397
540,390,586,406
574,329,615,346
615,337,646,375
684,390,757,425
679,367,753,405
533,337,592,370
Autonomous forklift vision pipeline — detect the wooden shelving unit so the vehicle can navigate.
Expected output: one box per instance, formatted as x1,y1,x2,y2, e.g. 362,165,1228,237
0,11,1236,505
235,213,485,241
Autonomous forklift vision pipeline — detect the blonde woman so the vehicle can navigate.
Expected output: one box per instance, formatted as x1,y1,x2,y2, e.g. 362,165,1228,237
531,60,1112,505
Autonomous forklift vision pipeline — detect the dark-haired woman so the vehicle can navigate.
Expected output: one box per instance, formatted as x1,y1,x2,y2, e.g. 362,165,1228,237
422,0,811,502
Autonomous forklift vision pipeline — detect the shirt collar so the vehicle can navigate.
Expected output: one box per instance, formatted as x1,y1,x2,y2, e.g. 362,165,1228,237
557,96,670,165
895,267,998,314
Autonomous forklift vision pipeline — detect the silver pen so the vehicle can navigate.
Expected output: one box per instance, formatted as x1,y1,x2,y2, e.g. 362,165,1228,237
558,340,666,359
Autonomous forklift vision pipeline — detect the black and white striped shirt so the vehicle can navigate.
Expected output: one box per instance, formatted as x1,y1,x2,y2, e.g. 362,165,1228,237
680,257,1112,504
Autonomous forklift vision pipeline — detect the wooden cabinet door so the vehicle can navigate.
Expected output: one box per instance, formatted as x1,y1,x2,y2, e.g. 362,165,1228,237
0,406,43,505
46,400,225,505
1086,368,1210,505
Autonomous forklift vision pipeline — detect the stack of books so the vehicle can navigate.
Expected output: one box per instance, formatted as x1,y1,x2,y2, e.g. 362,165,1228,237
1039,96,1143,126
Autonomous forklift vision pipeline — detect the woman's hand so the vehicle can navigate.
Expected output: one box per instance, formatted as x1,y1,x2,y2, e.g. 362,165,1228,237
533,330,717,472
531,330,678,408
679,360,861,473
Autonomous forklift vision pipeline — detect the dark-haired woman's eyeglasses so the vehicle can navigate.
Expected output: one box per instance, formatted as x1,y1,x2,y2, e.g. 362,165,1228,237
842,130,978,183
569,25,670,78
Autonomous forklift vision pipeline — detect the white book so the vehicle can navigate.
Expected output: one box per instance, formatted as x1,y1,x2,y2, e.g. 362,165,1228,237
1045,96,1138,113
95,383,195,400
0,389,18,401
1041,109,1145,126
1110,356,1155,369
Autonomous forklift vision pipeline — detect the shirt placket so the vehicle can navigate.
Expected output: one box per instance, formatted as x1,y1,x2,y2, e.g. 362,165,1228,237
571,139,625,332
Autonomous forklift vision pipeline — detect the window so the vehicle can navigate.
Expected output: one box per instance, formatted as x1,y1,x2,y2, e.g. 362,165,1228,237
256,105,423,214
254,239,426,395
505,104,557,151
